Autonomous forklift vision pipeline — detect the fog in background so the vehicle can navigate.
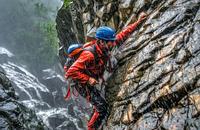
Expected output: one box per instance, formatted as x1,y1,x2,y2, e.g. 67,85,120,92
0,0,63,74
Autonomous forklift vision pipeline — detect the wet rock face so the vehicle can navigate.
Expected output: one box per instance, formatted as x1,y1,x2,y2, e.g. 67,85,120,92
56,2,85,65
105,0,200,129
0,69,45,130
56,0,200,129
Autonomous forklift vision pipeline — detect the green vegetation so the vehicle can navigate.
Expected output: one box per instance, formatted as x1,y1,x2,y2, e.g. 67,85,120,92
13,20,58,70
4,0,59,72
64,0,72,8
25,2,59,70
38,21,58,67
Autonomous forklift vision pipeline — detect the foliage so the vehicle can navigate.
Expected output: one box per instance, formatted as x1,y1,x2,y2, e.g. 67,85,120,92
38,21,59,67
13,20,58,70
10,1,59,71
64,0,72,8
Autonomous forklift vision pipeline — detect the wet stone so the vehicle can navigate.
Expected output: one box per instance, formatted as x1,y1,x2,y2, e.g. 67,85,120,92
48,114,66,129
57,120,78,130
0,71,45,129
0,102,18,112
56,0,200,129
0,87,8,101
0,117,10,130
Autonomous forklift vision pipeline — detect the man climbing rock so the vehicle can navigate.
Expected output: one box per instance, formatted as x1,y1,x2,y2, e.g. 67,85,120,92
65,12,147,130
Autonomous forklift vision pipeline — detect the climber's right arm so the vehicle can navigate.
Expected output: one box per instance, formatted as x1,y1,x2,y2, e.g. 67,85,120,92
114,12,147,46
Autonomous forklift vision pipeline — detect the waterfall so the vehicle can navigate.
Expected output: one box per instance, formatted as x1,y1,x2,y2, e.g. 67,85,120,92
0,46,87,130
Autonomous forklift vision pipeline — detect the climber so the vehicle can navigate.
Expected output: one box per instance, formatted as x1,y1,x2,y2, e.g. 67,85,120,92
65,12,147,130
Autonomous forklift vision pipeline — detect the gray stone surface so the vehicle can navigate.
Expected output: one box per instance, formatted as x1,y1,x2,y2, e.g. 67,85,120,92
0,69,45,130
56,0,200,129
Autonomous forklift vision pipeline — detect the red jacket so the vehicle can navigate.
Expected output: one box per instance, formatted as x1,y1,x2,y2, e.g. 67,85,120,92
65,21,141,85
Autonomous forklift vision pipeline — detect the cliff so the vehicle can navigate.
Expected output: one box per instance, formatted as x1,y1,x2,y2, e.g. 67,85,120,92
0,68,45,129
56,0,200,129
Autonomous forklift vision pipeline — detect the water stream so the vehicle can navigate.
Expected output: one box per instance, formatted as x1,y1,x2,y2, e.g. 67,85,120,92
0,46,87,130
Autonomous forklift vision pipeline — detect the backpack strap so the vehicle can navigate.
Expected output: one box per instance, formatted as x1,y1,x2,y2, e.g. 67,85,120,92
83,45,99,65
64,80,79,100
64,81,71,100
83,44,113,75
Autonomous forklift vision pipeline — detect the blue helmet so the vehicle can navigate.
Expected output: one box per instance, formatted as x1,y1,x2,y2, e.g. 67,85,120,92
95,26,116,41
67,43,83,54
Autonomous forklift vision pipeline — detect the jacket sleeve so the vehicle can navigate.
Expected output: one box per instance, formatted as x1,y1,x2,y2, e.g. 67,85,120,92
65,51,94,84
114,20,141,46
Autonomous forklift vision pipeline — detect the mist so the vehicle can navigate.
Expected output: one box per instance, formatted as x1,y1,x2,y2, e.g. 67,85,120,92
0,0,63,73
0,1,86,129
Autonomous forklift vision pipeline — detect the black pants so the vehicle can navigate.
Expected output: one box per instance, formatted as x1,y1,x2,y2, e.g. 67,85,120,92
75,84,109,128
